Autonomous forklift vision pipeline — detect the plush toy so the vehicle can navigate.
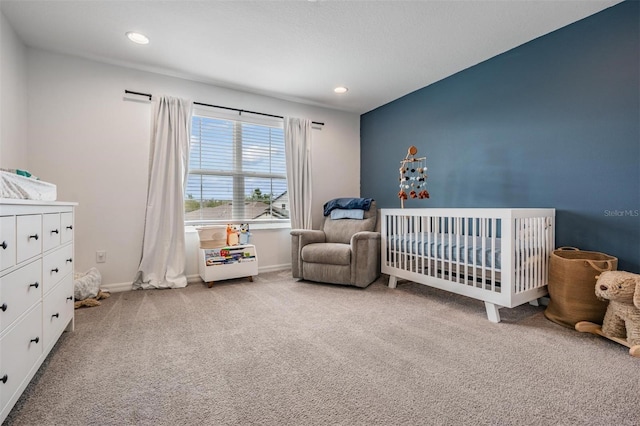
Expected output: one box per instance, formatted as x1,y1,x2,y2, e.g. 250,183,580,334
239,223,251,245
75,290,110,309
226,224,239,246
594,271,640,346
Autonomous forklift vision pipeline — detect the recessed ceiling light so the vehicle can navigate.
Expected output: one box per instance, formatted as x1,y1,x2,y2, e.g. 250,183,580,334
334,86,348,94
126,32,149,45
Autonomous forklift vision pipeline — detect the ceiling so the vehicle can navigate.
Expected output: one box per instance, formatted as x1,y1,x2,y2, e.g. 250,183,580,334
1,0,622,114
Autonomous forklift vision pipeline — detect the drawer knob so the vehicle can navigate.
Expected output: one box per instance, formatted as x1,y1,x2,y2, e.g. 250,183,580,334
66,258,73,263
51,268,59,273
29,234,39,240
52,313,59,319
1,303,6,312
29,282,39,289
66,296,73,301
66,225,73,230
51,229,59,234
1,241,6,250
0,375,7,384
30,337,39,344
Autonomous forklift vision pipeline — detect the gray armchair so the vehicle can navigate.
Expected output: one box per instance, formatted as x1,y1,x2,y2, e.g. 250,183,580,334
290,200,381,288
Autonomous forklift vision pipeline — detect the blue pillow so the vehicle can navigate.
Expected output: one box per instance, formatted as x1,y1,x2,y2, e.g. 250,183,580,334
330,209,364,220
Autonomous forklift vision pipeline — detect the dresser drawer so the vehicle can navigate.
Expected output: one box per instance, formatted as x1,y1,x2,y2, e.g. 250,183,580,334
42,213,61,253
0,217,16,272
16,215,42,264
60,212,73,244
42,275,73,350
0,260,42,334
42,244,73,295
0,304,42,413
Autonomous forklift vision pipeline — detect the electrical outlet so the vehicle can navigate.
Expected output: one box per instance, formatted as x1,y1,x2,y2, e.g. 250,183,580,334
96,250,107,263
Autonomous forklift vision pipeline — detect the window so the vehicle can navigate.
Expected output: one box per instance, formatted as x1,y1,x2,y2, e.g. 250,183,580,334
185,111,289,224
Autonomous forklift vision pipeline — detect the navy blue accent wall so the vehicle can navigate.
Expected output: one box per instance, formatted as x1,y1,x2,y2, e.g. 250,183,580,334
361,1,639,272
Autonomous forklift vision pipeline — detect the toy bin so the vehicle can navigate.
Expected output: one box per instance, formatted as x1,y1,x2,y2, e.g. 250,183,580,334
198,244,258,287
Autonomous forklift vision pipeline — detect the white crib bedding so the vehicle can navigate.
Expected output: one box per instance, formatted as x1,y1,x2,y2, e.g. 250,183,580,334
0,170,57,201
389,233,503,270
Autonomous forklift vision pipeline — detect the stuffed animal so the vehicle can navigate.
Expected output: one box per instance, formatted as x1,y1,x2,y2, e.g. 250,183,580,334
75,290,110,309
226,224,239,246
239,223,251,245
595,270,640,346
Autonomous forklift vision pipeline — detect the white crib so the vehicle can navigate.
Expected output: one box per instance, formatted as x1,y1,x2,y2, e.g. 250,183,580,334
381,208,555,322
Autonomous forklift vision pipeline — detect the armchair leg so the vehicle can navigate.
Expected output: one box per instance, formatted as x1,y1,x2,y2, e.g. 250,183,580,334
388,275,398,289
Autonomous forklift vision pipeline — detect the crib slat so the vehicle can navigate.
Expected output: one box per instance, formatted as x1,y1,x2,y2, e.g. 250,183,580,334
481,217,485,287
391,215,396,268
388,214,392,268
416,215,420,274
513,218,526,292
420,215,425,275
430,216,434,277
515,218,521,292
434,217,439,278
524,218,529,291
447,216,452,282
532,218,539,290
491,217,496,292
455,217,460,283
528,218,533,290
403,215,408,272
411,215,415,272
537,217,544,288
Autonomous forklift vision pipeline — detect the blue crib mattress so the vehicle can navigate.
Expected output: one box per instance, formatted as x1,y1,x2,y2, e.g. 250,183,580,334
388,234,502,270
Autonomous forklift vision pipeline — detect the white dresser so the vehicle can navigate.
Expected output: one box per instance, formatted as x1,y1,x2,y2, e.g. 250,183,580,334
0,200,76,423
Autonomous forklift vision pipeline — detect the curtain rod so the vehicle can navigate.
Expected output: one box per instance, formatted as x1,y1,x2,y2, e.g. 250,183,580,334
124,90,325,126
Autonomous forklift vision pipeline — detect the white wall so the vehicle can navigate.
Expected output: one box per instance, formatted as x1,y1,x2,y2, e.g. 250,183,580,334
0,11,28,168
23,48,361,287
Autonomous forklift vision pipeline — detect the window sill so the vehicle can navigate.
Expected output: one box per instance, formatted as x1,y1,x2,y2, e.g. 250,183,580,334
185,221,291,233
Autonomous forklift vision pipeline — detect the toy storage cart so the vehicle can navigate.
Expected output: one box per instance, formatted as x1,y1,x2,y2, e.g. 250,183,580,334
198,244,258,287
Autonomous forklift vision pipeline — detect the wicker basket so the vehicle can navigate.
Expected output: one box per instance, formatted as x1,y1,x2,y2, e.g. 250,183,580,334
544,247,618,328
196,225,227,249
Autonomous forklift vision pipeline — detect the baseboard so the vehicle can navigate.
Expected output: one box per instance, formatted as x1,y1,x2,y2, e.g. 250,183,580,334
100,281,134,293
259,263,291,273
187,274,202,284
102,277,202,292
100,265,292,293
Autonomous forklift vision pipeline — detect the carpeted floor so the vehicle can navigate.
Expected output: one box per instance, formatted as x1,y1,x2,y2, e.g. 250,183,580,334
4,270,640,425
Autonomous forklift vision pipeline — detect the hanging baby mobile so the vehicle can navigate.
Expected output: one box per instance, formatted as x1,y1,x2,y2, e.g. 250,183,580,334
398,145,429,208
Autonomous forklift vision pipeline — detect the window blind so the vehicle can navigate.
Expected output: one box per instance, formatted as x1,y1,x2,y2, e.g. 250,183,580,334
185,114,288,223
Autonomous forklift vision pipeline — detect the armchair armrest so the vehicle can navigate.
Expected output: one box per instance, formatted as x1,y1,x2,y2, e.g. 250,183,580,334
290,229,326,278
350,231,380,245
291,229,326,247
350,231,381,287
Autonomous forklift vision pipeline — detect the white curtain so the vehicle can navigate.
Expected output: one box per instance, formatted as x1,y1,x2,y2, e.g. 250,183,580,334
284,117,313,229
133,96,192,289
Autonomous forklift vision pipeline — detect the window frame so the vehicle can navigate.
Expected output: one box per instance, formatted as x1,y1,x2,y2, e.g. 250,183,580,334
185,108,290,227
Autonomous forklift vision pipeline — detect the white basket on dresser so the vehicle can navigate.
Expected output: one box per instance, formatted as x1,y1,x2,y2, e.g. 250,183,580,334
0,199,77,423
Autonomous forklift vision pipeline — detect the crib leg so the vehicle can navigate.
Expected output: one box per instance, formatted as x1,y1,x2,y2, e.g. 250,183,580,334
388,275,398,289
485,302,501,323
529,298,540,307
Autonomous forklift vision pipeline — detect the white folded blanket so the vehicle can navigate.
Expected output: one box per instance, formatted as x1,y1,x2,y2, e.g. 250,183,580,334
0,170,57,201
